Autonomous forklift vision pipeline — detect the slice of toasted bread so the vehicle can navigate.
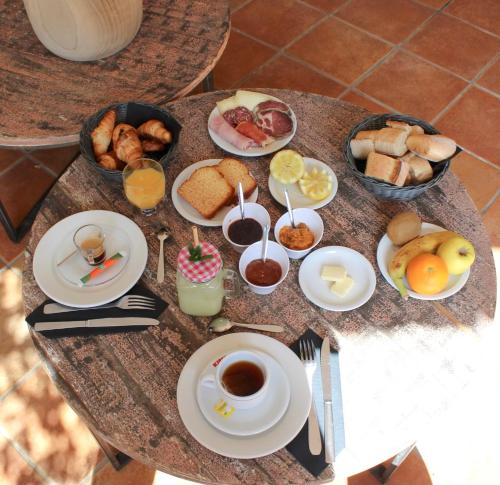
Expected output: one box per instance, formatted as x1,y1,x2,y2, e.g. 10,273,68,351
178,166,234,219
216,158,257,198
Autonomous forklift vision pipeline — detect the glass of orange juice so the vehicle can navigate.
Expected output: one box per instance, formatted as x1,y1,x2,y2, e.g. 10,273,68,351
123,159,166,216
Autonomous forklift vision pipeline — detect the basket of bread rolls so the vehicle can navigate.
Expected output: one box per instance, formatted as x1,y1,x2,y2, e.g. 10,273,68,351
344,114,460,200
80,101,182,182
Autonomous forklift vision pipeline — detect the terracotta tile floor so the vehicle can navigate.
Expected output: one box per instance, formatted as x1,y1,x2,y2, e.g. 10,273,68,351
0,0,499,483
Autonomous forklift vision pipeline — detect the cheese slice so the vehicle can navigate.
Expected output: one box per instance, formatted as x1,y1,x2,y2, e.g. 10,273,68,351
330,275,354,297
216,95,240,114
321,265,346,282
235,90,272,111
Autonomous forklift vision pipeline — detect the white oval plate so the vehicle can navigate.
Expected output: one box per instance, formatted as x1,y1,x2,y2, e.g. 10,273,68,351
171,159,258,227
377,222,470,300
33,210,147,308
299,246,377,311
268,157,338,210
177,333,310,459
196,351,290,437
207,97,297,157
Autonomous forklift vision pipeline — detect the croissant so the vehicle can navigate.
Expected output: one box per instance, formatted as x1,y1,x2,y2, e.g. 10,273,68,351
141,138,166,152
116,130,143,165
91,110,116,157
98,151,126,171
137,120,172,144
112,123,135,148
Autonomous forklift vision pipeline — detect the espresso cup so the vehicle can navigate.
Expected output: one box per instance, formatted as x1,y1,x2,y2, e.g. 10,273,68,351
200,350,269,410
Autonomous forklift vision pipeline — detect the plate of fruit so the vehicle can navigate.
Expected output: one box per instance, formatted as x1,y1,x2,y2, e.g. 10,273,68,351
268,150,338,210
376,212,475,300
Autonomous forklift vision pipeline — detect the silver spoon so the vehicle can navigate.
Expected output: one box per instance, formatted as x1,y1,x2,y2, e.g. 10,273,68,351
237,181,245,220
209,317,283,333
260,223,270,262
156,227,170,283
284,187,296,228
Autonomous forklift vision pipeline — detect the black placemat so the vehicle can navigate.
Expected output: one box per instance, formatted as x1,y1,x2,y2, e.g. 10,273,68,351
286,328,345,477
26,284,167,337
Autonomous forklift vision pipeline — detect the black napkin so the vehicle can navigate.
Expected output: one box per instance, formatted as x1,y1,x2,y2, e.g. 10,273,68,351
26,284,167,336
286,328,345,477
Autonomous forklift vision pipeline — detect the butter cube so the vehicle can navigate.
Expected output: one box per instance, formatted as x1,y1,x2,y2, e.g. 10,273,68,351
321,265,346,282
331,275,354,297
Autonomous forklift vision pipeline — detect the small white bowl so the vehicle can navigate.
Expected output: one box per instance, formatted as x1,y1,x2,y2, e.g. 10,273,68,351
222,203,271,253
239,241,290,295
274,208,324,259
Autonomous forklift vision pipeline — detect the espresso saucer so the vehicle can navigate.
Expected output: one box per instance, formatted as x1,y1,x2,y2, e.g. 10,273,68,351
196,350,290,437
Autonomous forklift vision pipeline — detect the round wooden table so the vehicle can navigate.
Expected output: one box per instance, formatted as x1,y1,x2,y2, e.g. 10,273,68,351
23,90,497,484
0,0,229,148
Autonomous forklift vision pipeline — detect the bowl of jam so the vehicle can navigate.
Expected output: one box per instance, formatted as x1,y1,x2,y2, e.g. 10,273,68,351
274,208,324,259
222,203,271,253
239,241,290,295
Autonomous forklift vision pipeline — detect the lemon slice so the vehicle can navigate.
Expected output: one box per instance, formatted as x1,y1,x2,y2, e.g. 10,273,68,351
270,150,305,184
299,168,332,201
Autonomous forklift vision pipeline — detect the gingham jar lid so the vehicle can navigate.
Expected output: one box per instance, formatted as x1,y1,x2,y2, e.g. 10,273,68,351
177,242,222,283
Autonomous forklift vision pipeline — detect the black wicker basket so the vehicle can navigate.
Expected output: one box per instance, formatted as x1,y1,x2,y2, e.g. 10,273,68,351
344,113,460,201
80,101,182,183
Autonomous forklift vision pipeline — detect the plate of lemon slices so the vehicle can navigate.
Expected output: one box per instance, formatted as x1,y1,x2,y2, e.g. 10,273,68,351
268,150,338,210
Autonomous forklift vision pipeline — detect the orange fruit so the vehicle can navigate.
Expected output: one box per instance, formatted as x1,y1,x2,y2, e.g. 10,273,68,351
406,253,449,295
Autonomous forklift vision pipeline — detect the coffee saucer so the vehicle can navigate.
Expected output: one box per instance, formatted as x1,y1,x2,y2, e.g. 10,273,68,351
196,351,290,437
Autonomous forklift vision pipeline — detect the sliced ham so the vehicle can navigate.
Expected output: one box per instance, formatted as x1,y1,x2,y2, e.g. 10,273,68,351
235,121,274,146
223,107,253,127
256,110,293,137
209,114,257,150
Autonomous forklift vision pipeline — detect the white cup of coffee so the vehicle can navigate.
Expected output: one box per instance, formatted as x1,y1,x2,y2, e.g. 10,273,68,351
200,350,269,410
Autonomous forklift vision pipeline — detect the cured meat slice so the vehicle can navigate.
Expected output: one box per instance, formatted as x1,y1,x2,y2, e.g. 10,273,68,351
223,107,254,127
256,110,293,138
235,121,274,147
209,114,258,150
255,100,290,114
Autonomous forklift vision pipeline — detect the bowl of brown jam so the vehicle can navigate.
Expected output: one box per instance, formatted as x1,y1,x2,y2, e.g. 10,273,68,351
239,241,289,295
223,203,271,253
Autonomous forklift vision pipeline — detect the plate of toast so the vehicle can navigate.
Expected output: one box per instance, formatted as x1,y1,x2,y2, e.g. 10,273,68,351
172,158,258,227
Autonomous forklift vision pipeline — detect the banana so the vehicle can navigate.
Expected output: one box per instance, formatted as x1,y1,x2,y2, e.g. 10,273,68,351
389,231,459,299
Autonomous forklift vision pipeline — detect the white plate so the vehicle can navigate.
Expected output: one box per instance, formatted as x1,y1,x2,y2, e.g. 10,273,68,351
196,351,290,437
268,158,338,210
376,222,470,300
171,159,258,227
207,98,297,157
56,224,130,288
33,210,148,308
177,333,310,459
299,246,377,311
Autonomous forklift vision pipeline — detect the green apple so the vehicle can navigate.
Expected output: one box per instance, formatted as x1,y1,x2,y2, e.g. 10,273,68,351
437,236,475,275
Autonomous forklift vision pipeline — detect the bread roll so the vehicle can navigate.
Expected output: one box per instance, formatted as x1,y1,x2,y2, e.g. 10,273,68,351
410,124,424,135
365,152,409,186
350,138,374,159
406,134,456,162
401,153,433,184
355,130,378,141
374,128,409,157
386,120,411,134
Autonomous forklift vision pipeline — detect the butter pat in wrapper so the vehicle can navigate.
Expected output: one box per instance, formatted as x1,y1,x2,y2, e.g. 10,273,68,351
79,251,126,286
321,265,347,282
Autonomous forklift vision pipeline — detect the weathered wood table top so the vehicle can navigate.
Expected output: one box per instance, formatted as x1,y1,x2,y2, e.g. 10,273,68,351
23,90,497,484
0,0,229,148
